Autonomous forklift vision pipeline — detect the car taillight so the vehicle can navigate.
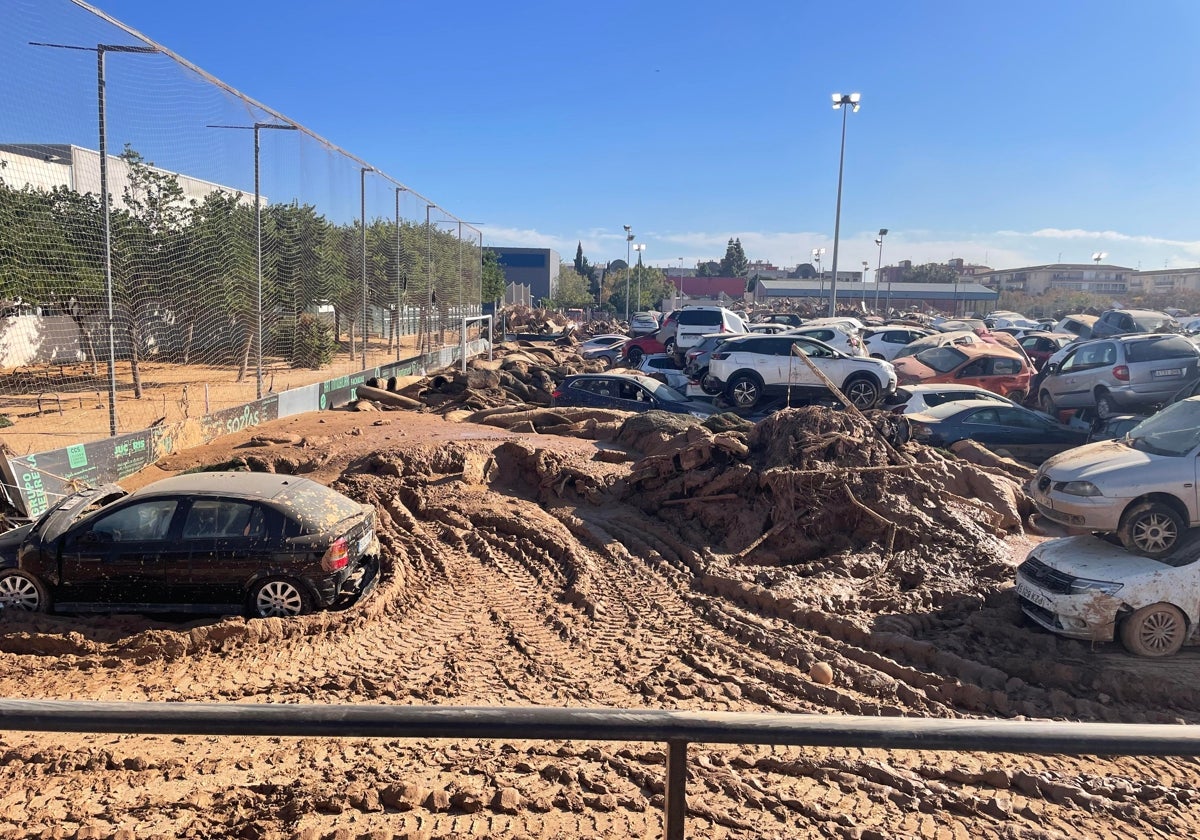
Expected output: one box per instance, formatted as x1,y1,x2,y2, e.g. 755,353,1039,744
551,388,563,398
712,352,730,360
322,538,349,572
1112,365,1130,381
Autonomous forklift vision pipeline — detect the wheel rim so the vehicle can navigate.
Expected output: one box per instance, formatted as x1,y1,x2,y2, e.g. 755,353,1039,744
731,379,758,407
1132,512,1178,554
0,575,40,611
1097,395,1113,419
627,349,642,366
1136,609,1184,654
1040,394,1054,414
255,580,305,617
845,379,878,409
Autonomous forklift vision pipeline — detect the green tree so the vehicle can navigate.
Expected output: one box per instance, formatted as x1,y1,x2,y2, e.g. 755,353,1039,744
572,241,598,297
549,267,594,308
481,249,506,304
630,265,673,311
719,238,749,277
696,260,721,277
903,262,961,284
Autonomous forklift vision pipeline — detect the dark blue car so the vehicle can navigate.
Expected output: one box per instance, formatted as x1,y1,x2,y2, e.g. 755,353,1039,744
552,373,717,418
908,400,1088,464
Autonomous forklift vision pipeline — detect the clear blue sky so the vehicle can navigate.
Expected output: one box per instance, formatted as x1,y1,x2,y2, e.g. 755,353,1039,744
11,0,1200,276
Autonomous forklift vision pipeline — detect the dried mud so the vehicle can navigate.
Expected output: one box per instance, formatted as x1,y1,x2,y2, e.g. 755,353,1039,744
1,406,1199,839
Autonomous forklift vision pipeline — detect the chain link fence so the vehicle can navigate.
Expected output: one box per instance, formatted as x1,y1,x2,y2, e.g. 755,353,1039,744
1,0,482,457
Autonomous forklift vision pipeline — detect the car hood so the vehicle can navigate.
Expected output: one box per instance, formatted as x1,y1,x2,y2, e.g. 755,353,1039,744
0,522,34,560
40,484,128,542
892,358,933,380
1028,535,1181,580
1039,440,1161,482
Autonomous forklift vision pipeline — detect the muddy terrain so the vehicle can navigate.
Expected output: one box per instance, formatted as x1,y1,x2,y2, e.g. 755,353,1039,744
1,379,1199,838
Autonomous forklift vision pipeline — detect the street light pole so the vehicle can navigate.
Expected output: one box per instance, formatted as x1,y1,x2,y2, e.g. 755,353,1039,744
875,228,889,313
862,261,870,310
623,225,634,321
828,92,861,317
678,257,684,306
812,248,825,303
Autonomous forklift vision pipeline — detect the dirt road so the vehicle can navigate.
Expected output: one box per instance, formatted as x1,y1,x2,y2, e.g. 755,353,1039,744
1,407,1198,839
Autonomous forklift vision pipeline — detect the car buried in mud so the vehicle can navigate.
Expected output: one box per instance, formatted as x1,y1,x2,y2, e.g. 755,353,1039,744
552,372,716,418
0,472,379,618
1016,533,1200,657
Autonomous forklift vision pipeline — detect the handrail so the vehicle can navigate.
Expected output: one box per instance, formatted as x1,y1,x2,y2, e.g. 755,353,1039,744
2,700,1199,839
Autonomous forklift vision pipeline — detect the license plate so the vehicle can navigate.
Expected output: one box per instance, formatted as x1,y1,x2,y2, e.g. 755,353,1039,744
1015,579,1052,610
1154,368,1184,378
358,531,373,553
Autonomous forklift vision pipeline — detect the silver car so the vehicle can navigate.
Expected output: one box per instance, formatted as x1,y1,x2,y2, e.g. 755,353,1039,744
1037,334,1200,419
1031,396,1200,558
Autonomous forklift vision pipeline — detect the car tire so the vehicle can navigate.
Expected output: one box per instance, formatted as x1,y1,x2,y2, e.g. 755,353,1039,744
700,370,722,396
664,337,676,356
842,374,881,410
1039,391,1056,416
600,355,615,370
0,570,49,612
249,577,314,618
1095,389,1117,420
1118,500,1186,559
1008,389,1027,404
726,373,763,409
1119,603,1187,657
625,347,644,367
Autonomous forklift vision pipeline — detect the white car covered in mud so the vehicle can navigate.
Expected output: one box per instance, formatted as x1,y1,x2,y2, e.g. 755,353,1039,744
1016,534,1200,657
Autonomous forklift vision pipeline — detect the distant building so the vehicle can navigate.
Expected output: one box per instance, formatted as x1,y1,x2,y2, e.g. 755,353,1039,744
665,275,748,303
753,279,997,314
490,247,562,306
1126,267,1200,295
974,263,1131,296
0,143,258,209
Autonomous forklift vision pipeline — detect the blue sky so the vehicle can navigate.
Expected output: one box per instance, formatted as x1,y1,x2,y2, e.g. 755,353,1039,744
10,0,1200,276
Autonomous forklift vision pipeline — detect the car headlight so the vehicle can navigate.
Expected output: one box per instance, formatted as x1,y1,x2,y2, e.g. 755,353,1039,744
1057,481,1102,497
1068,576,1123,595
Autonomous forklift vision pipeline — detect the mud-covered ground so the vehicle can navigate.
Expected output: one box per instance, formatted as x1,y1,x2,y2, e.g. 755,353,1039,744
2,406,1200,839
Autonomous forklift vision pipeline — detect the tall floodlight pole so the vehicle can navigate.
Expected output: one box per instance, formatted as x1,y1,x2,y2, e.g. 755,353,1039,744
828,92,861,317
875,228,889,312
623,225,634,321
812,248,826,301
207,120,299,398
633,243,646,311
34,41,160,435
678,257,685,306
862,261,870,309
360,167,374,370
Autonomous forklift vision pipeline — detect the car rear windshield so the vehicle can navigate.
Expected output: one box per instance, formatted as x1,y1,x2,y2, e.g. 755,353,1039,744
1132,315,1176,332
276,481,364,532
677,310,722,326
913,346,969,372
1125,335,1197,363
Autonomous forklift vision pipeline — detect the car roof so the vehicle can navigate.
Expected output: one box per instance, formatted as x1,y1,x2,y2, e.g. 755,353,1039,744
570,372,660,387
1058,314,1098,324
128,472,323,501
949,343,1023,360
909,399,1023,421
902,383,1001,394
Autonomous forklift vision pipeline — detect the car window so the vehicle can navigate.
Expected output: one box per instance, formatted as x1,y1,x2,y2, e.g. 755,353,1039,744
792,338,832,358
183,499,265,538
958,360,986,377
989,357,1020,375
85,499,178,542
616,381,647,401
1126,336,1197,362
677,310,721,326
1129,399,1200,456
995,407,1040,428
963,408,1000,425
914,346,969,373
572,378,610,396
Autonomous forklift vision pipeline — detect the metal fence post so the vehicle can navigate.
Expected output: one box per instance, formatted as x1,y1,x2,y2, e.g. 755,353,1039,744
665,738,687,840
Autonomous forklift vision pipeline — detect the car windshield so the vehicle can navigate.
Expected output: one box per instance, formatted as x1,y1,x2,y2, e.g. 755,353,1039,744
1133,315,1175,332
913,346,969,373
1125,335,1196,362
1126,399,1200,457
643,378,687,402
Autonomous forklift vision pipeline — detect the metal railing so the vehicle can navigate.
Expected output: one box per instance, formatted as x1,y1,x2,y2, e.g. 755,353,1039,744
2,700,1199,839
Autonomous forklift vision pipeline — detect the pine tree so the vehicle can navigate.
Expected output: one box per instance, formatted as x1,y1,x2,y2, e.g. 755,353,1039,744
719,238,749,277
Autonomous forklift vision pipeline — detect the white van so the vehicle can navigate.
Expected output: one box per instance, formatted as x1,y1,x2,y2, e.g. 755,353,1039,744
667,305,747,356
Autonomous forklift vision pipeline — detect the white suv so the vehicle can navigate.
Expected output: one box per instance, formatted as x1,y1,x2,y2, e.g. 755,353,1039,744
666,305,747,356
709,334,897,410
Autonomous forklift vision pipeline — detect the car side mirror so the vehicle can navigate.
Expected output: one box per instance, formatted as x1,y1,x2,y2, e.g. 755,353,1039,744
1044,362,1059,375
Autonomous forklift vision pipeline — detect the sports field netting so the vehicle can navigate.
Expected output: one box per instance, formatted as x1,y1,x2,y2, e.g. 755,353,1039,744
0,1,482,454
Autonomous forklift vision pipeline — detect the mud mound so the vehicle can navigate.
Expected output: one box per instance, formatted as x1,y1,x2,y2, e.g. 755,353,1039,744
621,406,1031,613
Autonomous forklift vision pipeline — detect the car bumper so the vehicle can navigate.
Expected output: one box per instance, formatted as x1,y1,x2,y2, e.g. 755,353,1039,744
1014,574,1120,641
1028,485,1126,531
1107,384,1184,410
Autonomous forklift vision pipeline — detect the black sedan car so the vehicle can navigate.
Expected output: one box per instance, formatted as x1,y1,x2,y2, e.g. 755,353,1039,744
0,472,379,618
908,400,1089,464
551,373,717,418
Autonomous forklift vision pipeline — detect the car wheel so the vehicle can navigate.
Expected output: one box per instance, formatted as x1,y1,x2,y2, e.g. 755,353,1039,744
1039,391,1056,415
1008,389,1028,404
1120,603,1187,657
1118,501,1186,559
0,570,48,612
700,370,723,396
625,347,644,367
600,355,615,370
1095,390,1117,420
249,577,313,618
842,374,881,410
664,337,676,355
726,374,762,409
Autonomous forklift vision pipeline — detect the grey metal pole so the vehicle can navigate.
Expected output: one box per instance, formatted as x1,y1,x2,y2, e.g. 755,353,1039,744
828,103,849,317
97,47,118,437
254,125,263,399
426,205,434,354
626,237,631,321
360,168,371,371
875,235,885,312
395,187,404,361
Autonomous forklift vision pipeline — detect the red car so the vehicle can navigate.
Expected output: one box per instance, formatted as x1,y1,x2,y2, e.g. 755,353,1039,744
622,311,679,365
1018,332,1075,369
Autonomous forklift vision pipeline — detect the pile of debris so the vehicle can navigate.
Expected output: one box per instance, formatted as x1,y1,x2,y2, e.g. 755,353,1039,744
618,406,1034,611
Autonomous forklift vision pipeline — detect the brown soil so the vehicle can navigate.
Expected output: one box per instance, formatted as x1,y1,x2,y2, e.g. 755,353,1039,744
1,402,1199,839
